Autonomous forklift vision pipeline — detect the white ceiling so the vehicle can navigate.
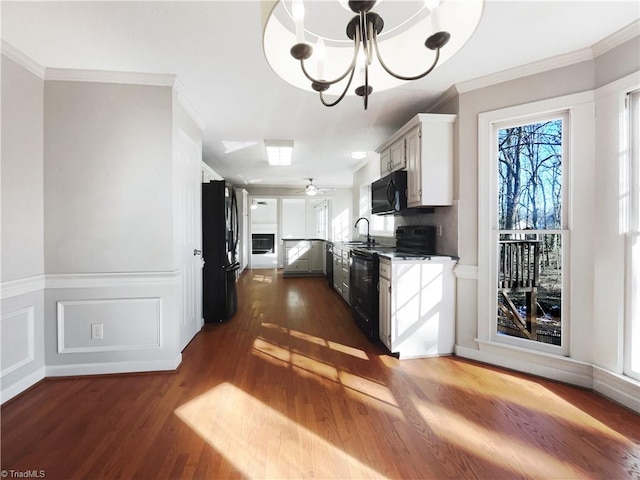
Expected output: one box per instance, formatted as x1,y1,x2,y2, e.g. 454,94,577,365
2,1,638,190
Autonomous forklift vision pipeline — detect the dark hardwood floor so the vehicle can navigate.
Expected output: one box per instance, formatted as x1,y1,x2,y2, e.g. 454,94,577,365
2,269,639,479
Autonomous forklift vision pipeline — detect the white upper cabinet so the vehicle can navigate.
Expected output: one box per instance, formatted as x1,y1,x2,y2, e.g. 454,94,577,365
377,113,456,207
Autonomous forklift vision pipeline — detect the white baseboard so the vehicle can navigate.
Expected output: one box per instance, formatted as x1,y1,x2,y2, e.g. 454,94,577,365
593,367,640,413
45,355,182,378
1,367,45,404
455,344,594,388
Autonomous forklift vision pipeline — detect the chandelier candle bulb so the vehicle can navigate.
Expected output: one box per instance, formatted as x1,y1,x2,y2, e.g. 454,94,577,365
292,0,305,43
315,37,326,79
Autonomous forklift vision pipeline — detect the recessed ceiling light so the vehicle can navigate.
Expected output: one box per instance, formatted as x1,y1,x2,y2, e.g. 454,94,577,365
350,151,367,160
265,140,294,166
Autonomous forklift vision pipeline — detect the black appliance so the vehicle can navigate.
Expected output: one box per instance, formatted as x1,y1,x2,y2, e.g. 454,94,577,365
202,181,240,323
371,170,407,215
350,249,380,341
325,242,334,286
252,233,275,254
349,225,438,342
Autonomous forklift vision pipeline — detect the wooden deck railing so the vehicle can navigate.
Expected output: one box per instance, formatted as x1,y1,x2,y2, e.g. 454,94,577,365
498,239,541,340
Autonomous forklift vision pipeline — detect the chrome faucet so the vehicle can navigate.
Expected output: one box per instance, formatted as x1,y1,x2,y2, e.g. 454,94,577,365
354,217,373,245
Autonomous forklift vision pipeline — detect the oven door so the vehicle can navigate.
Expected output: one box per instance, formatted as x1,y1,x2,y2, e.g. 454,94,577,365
350,250,380,341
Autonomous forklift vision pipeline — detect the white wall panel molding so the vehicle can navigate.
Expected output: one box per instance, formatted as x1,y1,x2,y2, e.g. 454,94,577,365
456,342,594,388
591,20,640,58
45,270,181,289
0,367,45,404
1,275,45,299
0,307,35,376
57,298,162,354
44,67,176,86
456,48,593,94
1,41,46,78
453,265,478,280
593,367,640,414
45,355,181,378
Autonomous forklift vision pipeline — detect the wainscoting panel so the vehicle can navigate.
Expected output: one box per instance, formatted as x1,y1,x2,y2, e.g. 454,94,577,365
57,298,162,354
1,306,35,376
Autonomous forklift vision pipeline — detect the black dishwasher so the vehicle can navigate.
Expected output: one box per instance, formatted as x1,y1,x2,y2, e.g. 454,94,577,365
325,242,334,286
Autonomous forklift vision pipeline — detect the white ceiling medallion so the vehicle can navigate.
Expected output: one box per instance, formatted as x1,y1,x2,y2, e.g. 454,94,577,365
262,0,484,109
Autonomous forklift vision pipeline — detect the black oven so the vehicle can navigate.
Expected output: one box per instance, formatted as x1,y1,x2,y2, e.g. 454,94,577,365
350,249,380,341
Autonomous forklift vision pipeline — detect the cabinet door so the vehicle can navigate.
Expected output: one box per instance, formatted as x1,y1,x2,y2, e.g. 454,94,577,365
333,254,342,292
379,275,392,349
380,149,391,175
390,138,406,171
405,125,422,207
310,241,324,272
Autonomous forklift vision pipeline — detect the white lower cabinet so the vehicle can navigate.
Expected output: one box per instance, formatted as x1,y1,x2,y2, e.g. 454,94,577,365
378,257,456,358
283,240,325,276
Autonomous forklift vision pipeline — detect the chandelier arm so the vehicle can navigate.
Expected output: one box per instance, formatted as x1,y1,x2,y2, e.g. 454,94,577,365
299,32,362,87
319,66,357,107
372,30,442,82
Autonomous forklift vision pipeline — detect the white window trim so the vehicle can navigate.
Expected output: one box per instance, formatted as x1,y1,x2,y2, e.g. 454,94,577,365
625,88,640,381
478,91,594,357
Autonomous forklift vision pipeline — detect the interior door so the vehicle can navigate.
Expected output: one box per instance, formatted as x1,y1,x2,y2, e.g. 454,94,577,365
176,129,203,351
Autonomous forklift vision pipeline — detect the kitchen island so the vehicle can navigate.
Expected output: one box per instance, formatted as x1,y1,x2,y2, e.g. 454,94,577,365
282,239,325,277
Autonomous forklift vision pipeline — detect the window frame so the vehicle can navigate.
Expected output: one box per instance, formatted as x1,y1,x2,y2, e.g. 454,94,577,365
478,92,594,357
624,88,640,381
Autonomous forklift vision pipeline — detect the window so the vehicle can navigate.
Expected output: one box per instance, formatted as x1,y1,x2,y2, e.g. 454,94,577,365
477,93,593,357
495,116,567,350
359,183,394,237
625,89,640,380
314,199,329,240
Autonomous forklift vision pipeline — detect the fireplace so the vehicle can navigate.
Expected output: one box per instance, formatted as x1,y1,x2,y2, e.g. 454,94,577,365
252,233,275,254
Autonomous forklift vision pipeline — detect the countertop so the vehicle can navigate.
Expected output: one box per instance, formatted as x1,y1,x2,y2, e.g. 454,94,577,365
332,242,458,261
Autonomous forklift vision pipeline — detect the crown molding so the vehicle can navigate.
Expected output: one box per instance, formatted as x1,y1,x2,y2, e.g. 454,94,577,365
591,19,640,58
44,67,176,87
174,78,207,131
1,41,46,79
425,85,458,113
456,48,594,94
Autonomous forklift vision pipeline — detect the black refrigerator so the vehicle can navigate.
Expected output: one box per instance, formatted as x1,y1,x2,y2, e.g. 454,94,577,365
202,181,240,323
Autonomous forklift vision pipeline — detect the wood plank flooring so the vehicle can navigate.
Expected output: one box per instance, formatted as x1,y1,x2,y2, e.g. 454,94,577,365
2,269,640,479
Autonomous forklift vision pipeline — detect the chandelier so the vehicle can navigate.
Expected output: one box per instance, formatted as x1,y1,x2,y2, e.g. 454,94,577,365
262,0,484,110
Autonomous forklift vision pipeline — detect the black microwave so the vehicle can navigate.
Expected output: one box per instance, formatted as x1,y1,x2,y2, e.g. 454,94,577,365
371,170,407,215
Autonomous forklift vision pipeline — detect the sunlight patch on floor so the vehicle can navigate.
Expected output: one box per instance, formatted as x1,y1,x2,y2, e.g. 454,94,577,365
413,398,591,478
401,360,634,444
261,322,369,361
252,274,273,283
175,383,385,479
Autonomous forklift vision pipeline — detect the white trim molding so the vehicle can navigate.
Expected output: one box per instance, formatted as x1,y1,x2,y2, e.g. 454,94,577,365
174,78,207,131
45,356,182,378
593,367,640,413
1,40,46,78
0,307,36,376
1,275,45,299
56,298,162,354
45,270,181,289
456,48,593,94
0,367,45,404
457,342,594,388
44,67,176,86
591,19,640,58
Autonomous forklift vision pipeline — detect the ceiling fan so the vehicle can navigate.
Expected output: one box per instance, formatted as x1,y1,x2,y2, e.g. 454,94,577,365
299,178,325,196
250,198,268,209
